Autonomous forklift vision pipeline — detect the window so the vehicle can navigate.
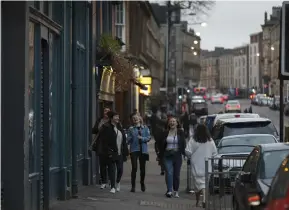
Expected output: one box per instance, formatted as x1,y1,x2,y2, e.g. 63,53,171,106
254,77,257,86
245,148,260,173
254,56,257,65
266,157,289,200
115,2,126,51
254,46,256,54
249,66,252,76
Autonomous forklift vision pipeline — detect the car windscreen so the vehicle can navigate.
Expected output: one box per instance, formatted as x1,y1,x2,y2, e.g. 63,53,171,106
218,136,277,154
260,150,289,179
223,121,278,137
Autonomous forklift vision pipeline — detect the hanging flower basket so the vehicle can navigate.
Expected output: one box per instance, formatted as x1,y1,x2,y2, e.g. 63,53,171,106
97,34,134,92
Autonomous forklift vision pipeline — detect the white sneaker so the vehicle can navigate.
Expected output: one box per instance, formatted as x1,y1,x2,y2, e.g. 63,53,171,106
174,192,180,198
110,188,116,194
100,184,106,189
116,183,120,192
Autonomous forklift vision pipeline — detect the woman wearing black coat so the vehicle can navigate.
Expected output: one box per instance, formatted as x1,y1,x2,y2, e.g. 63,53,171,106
158,117,186,198
99,111,129,194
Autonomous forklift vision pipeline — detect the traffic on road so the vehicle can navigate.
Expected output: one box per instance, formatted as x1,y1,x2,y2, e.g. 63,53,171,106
188,91,289,210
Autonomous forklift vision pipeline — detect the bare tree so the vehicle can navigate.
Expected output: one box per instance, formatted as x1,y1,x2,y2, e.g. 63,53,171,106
170,0,215,22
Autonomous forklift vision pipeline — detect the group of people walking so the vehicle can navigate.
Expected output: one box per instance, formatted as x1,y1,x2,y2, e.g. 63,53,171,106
91,106,217,208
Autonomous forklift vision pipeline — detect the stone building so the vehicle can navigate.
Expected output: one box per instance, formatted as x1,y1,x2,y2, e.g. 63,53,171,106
233,45,249,88
219,49,235,89
249,32,263,90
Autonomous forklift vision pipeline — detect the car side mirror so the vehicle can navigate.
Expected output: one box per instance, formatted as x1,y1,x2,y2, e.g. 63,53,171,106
240,172,253,183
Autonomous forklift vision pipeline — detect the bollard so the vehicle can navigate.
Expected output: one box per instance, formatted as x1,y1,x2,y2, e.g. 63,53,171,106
285,126,289,142
205,158,209,210
186,159,192,193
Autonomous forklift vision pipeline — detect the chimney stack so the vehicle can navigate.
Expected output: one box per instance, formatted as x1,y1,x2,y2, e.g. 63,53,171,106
264,11,268,23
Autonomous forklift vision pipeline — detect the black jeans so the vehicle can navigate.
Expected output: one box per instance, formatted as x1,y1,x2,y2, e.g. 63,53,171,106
107,155,124,188
130,152,147,187
99,154,108,184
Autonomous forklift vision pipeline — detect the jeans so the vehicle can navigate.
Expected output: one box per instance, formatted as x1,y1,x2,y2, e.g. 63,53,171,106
164,152,182,192
107,155,124,188
130,152,147,187
99,155,108,184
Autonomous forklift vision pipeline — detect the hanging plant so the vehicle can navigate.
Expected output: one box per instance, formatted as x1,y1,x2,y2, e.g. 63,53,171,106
98,34,121,57
97,34,134,92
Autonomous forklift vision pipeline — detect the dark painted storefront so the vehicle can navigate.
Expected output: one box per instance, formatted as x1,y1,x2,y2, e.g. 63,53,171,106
2,1,94,210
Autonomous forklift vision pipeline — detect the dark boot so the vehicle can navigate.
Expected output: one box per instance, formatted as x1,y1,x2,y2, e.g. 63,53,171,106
141,183,146,192
131,180,136,192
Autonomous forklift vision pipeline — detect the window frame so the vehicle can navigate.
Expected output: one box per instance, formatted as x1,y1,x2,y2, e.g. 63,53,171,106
115,2,126,52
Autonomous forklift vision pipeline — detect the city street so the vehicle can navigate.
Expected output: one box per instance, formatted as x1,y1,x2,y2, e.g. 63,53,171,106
208,99,287,134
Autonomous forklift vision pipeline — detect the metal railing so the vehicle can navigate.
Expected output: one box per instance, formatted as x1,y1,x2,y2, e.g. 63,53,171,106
203,155,248,210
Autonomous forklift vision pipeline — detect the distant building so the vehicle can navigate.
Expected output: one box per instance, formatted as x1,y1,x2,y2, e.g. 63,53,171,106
219,49,235,89
200,47,229,90
233,45,249,89
261,6,281,95
249,32,262,91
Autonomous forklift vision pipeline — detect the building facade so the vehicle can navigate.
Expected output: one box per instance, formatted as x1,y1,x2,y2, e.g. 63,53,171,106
180,28,201,87
2,1,163,210
261,7,281,94
200,47,229,90
249,32,262,90
219,50,234,89
233,45,249,89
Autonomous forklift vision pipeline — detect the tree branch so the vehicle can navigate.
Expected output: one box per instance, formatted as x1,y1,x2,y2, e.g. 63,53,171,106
172,0,215,17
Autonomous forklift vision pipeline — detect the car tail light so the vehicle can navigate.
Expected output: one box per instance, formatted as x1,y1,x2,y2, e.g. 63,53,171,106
226,105,230,108
235,114,240,117
203,95,207,99
248,195,261,206
237,104,240,108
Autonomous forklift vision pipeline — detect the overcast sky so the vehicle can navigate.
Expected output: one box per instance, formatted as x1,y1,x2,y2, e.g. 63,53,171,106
184,1,282,51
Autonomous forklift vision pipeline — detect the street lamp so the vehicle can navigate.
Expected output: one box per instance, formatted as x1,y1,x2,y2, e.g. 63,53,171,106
191,46,195,50
271,46,275,51
256,53,260,57
194,40,198,44
196,32,201,36
201,22,207,27
193,51,197,56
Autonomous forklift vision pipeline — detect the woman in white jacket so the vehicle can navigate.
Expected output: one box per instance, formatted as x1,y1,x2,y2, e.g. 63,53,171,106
185,124,217,208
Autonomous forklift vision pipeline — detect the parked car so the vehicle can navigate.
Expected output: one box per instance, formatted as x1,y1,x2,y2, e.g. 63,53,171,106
213,113,260,127
257,97,269,106
233,143,289,210
264,153,289,210
210,134,278,193
212,118,279,145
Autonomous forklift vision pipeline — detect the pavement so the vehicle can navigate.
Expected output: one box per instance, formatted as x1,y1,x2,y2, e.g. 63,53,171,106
50,143,203,210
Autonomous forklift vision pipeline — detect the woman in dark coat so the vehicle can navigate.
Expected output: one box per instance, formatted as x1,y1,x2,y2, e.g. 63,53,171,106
158,117,186,198
99,111,129,193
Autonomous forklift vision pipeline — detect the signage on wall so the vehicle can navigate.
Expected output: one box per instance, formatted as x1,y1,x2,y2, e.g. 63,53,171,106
139,77,152,85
